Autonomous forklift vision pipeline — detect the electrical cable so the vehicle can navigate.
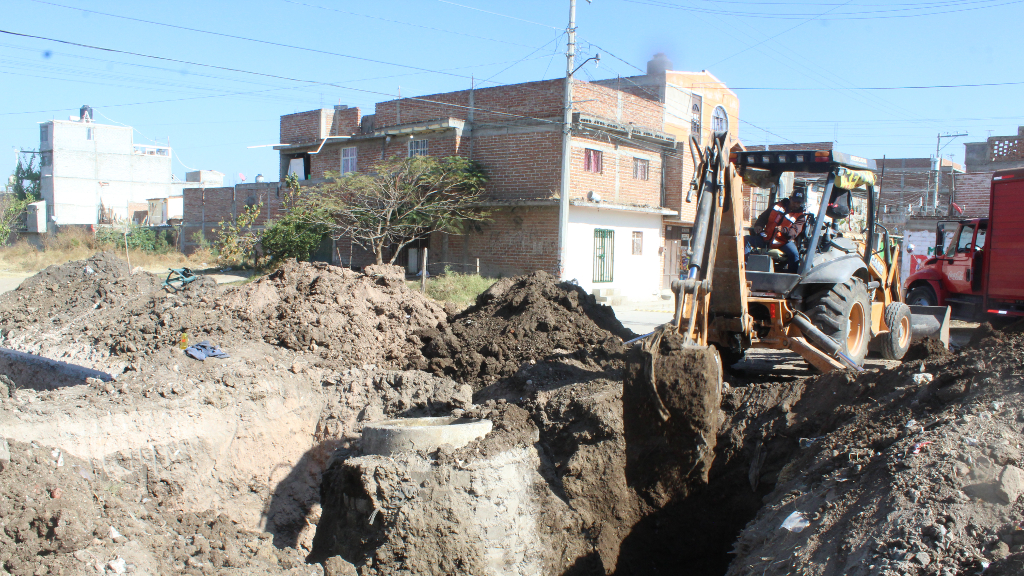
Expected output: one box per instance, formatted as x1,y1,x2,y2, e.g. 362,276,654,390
279,0,541,48
435,0,561,29
0,28,564,127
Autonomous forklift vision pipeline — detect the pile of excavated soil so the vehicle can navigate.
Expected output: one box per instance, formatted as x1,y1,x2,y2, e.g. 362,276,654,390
0,254,472,575
221,262,447,367
417,271,633,388
0,439,314,576
0,256,447,374
724,330,1024,576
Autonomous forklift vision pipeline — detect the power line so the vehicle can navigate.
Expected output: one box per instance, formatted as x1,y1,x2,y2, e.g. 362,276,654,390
0,28,564,126
618,0,1024,19
26,0,514,84
435,0,561,29
278,0,542,48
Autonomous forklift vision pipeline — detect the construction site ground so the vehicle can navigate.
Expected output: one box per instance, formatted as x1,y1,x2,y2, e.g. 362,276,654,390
0,253,1020,576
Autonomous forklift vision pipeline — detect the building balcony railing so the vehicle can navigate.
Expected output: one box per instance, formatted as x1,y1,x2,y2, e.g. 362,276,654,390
133,145,170,157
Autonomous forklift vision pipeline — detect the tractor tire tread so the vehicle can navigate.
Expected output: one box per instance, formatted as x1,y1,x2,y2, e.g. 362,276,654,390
804,277,871,366
880,302,912,360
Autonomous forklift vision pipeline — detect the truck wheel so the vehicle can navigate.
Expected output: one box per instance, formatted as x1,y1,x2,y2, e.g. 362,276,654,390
905,285,936,307
879,302,912,360
805,278,871,366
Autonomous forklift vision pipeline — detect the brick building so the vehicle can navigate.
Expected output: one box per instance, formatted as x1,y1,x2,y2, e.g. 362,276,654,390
873,157,963,231
958,127,1024,219
262,55,741,300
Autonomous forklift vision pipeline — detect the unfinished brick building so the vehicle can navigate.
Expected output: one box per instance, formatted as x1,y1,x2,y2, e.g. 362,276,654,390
271,55,739,301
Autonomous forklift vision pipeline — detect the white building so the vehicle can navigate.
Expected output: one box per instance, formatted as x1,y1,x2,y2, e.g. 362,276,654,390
38,106,186,230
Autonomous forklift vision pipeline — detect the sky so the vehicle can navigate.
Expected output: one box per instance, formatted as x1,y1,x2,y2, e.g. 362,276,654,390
1,0,1022,185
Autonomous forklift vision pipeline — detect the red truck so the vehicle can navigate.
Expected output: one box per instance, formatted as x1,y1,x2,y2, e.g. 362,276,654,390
904,168,1024,320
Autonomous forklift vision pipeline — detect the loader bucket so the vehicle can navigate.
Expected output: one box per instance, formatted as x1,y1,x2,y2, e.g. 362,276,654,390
908,305,951,349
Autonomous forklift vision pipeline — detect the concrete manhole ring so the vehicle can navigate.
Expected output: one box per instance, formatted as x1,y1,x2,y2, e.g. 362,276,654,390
361,416,493,456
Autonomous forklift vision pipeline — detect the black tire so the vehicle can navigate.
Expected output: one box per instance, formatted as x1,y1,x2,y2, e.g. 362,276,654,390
905,285,937,307
879,302,912,360
804,277,871,366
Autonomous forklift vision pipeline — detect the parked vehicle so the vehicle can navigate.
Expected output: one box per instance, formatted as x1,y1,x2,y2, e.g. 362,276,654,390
904,168,1024,320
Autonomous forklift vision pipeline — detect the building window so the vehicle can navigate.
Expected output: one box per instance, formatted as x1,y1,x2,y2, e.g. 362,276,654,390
341,147,357,174
409,139,429,157
593,229,614,283
584,148,603,173
632,231,643,255
86,128,94,141
40,125,48,143
40,152,51,168
633,158,649,180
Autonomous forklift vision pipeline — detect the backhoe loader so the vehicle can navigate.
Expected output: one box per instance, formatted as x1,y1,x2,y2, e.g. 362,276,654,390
622,106,950,503
648,106,950,376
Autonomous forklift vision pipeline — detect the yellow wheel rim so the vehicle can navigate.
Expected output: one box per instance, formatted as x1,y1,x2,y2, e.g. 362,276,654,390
847,301,866,355
898,314,911,349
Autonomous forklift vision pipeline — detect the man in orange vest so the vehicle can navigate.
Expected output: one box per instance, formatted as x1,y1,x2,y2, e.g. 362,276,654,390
745,190,808,273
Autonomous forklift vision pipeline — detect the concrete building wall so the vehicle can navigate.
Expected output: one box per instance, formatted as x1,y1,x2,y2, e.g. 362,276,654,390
39,119,182,226
564,206,664,300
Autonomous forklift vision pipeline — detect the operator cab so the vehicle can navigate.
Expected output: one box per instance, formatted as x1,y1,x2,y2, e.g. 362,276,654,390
730,150,879,295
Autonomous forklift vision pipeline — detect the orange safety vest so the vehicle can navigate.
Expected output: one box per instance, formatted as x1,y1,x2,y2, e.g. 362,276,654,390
759,204,800,249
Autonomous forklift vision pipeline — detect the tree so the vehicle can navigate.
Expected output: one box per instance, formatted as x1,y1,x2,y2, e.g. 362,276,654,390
296,156,488,265
214,201,263,266
0,155,41,245
11,155,41,201
261,176,331,262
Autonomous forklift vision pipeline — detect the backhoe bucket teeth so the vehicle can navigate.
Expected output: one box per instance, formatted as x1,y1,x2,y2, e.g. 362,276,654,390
908,305,951,349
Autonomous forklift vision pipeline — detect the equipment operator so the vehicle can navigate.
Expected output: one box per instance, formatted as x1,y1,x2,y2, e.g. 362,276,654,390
745,190,808,273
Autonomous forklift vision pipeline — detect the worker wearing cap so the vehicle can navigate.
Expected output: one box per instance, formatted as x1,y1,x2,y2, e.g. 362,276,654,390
745,191,808,273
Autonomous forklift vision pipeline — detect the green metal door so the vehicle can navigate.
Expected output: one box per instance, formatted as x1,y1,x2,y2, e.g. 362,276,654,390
593,229,614,283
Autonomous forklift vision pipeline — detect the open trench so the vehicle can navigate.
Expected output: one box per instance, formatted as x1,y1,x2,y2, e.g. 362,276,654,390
9,258,1008,576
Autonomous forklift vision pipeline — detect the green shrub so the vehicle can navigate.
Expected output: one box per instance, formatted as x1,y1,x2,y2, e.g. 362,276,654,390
411,267,496,305
261,211,330,263
95,225,176,254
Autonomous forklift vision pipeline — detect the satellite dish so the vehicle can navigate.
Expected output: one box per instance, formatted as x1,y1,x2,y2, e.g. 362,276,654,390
711,105,729,138
238,173,246,182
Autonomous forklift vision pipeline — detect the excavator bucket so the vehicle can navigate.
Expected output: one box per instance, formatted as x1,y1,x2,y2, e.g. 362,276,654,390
623,326,722,506
908,305,951,349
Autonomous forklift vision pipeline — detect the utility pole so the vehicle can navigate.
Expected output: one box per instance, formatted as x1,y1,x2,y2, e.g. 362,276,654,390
556,0,577,280
933,132,967,211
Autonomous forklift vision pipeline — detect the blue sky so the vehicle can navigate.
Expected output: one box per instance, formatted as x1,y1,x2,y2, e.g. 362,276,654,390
2,0,1021,184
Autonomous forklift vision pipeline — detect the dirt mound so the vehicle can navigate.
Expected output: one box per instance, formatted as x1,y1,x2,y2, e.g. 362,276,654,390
418,271,632,388
724,333,1024,576
903,337,952,361
0,439,318,576
222,260,447,368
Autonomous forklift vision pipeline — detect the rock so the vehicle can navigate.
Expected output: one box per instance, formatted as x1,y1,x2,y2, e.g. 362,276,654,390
0,437,8,472
997,465,1024,504
914,551,931,566
991,541,1011,561
323,556,358,576
107,557,127,574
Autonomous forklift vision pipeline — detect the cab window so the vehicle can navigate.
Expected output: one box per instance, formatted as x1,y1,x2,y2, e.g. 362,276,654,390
975,226,986,250
948,224,976,255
